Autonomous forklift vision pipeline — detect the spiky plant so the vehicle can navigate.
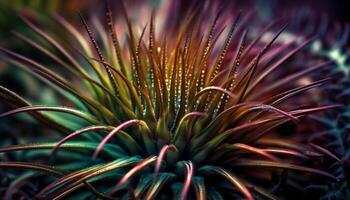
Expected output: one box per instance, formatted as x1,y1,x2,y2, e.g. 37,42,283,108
0,1,341,199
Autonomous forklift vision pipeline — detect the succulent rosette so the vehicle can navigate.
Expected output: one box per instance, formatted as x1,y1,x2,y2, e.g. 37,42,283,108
0,1,343,199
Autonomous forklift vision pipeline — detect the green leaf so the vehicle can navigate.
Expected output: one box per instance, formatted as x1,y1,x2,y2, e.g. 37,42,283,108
233,160,339,181
198,166,253,200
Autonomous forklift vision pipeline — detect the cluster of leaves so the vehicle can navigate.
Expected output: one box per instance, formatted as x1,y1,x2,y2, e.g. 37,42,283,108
0,1,342,199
